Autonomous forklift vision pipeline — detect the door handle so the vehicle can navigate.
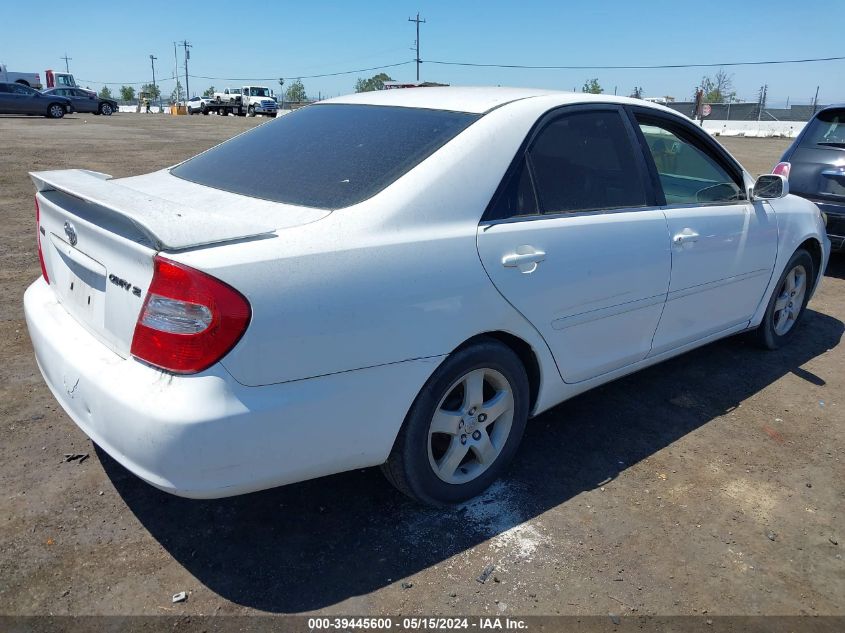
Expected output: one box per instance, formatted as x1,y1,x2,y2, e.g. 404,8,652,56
673,229,699,245
502,247,546,273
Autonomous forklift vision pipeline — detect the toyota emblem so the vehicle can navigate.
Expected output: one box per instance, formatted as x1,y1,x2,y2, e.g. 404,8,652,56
64,221,78,247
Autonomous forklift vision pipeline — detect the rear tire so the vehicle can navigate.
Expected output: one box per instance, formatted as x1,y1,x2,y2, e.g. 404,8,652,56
755,248,814,350
382,339,529,506
47,103,65,119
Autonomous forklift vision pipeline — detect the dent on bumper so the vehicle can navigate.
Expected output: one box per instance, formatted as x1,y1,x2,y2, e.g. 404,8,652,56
24,278,443,498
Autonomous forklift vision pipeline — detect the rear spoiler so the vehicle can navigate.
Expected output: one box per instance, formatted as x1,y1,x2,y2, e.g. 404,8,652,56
30,169,278,250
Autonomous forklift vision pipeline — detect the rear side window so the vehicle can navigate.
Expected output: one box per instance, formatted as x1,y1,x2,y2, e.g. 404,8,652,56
171,104,479,209
528,110,647,214
492,156,538,217
800,109,845,148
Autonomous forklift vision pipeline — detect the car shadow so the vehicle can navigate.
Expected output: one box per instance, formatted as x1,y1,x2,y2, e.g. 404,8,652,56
100,308,843,613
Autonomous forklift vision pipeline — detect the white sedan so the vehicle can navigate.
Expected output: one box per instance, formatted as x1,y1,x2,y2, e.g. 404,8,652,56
24,87,830,505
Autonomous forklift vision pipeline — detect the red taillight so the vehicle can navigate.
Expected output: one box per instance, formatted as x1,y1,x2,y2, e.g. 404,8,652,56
130,256,251,374
35,196,50,284
772,162,791,179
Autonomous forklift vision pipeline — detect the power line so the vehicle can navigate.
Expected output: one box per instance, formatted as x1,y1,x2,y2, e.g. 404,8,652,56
75,52,844,88
423,54,845,70
77,75,177,86
77,58,411,86
188,60,414,82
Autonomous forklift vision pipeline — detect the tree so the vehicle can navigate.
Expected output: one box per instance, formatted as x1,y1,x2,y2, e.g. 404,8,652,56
98,86,113,100
202,86,216,97
354,73,394,93
629,86,644,99
119,85,135,103
699,68,736,103
582,78,603,94
140,83,160,100
285,78,307,102
170,80,184,104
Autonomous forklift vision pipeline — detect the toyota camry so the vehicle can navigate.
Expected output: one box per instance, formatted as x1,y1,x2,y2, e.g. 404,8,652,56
24,87,830,505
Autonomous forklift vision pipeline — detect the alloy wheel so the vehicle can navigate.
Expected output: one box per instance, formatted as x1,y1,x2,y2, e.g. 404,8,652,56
427,367,514,484
773,264,807,336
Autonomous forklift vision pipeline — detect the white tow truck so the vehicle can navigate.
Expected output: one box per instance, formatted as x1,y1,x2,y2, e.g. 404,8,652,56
0,64,42,89
213,85,277,117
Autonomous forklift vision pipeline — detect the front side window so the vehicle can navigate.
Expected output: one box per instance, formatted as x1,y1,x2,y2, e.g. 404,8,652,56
171,104,479,209
637,118,745,204
527,110,648,214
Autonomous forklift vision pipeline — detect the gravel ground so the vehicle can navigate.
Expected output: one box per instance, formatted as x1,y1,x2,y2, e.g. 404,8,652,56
0,114,842,618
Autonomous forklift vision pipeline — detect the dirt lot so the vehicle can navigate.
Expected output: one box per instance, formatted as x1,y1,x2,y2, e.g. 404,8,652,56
0,114,842,618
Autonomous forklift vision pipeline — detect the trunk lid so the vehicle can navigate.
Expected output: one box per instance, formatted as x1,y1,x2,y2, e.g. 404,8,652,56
788,146,845,202
32,169,330,358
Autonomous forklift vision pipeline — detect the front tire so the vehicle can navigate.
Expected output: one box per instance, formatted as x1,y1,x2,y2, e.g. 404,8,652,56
247,105,256,117
47,103,65,119
382,339,529,506
99,103,113,116
755,248,814,349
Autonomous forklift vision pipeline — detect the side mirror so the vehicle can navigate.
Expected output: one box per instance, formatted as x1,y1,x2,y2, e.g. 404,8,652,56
752,174,789,200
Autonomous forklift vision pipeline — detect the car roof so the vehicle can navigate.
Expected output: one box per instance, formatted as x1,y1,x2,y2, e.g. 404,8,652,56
815,103,845,115
322,85,679,116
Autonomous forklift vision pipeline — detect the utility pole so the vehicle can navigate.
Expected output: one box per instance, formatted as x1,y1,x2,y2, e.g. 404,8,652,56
811,86,820,116
180,40,192,99
408,12,426,81
149,54,161,111
173,42,180,103
61,53,72,73
757,84,768,122
278,78,285,111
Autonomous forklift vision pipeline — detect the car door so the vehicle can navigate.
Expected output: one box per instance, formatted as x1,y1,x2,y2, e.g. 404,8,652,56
0,83,17,113
6,83,35,113
70,89,96,112
477,105,671,384
630,108,778,354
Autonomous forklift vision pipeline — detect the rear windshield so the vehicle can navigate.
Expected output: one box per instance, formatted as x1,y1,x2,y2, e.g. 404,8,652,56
171,104,480,209
800,108,845,147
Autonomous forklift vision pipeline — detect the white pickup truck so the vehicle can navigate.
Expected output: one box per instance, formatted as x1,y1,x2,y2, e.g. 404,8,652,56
0,64,42,89
213,87,242,103
214,85,277,117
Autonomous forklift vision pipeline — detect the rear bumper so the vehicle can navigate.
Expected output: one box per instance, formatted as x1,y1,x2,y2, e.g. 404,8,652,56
795,195,845,251
24,277,440,498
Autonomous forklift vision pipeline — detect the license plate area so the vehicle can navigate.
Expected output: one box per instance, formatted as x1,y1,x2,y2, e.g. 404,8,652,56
820,171,845,198
48,233,107,329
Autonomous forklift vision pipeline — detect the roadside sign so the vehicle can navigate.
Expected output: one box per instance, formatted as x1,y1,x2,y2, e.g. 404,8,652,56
702,104,712,117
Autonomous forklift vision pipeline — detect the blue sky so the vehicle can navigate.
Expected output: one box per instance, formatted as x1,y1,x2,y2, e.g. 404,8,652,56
4,0,843,106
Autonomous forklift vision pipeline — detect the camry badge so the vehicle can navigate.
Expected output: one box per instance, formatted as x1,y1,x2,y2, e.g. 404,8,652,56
64,221,78,246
